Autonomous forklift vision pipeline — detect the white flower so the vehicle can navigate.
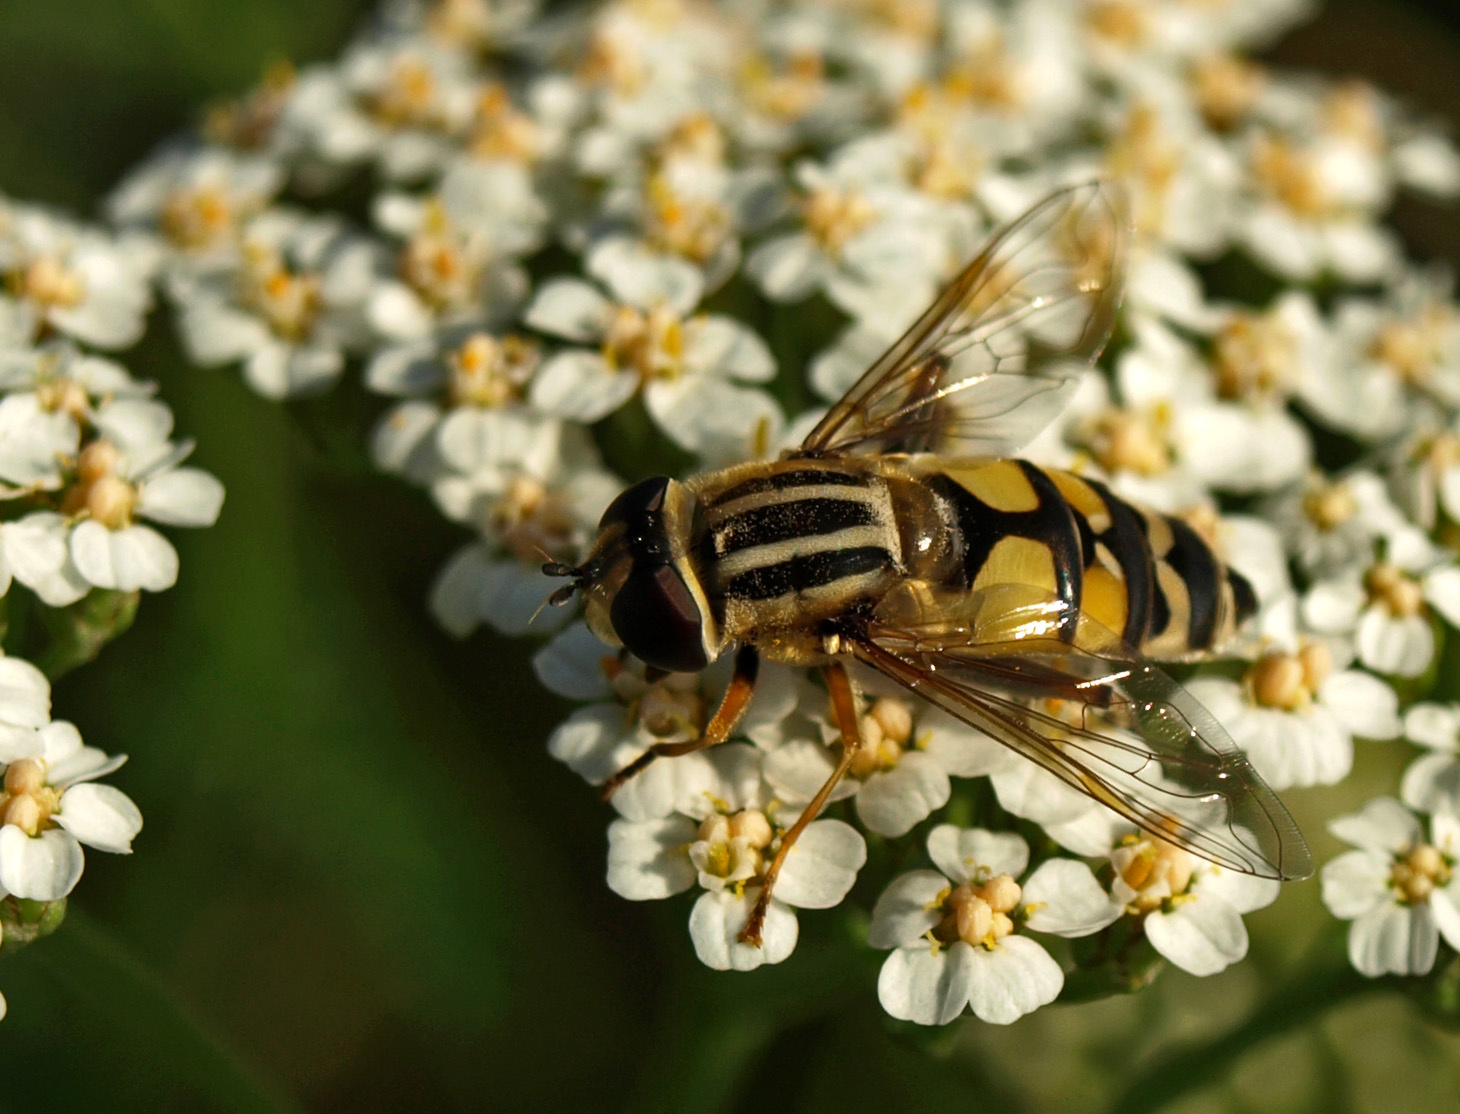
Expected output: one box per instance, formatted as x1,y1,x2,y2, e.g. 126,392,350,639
1114,829,1279,976
1322,797,1460,978
524,254,778,453
367,160,545,340
764,683,1000,838
1264,469,1418,580
0,198,153,350
174,208,379,398
603,743,865,971
1400,703,1460,815
57,409,225,596
1304,551,1460,678
0,719,141,901
365,329,541,487
869,825,1116,1026
1185,641,1399,790
106,146,284,276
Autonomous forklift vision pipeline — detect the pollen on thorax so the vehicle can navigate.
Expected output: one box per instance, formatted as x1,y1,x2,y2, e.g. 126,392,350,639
1391,841,1453,905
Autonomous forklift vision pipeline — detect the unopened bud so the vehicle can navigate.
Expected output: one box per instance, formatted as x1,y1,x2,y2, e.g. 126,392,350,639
728,809,772,849
976,873,1023,915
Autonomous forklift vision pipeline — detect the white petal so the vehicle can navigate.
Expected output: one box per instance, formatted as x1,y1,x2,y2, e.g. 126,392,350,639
136,468,225,527
688,889,798,971
1426,567,1460,627
529,351,637,422
919,713,1006,778
1319,670,1400,739
523,278,611,342
546,704,636,785
1404,703,1460,751
54,783,142,853
0,657,50,728
877,941,975,1026
611,751,720,823
1321,849,1393,919
1348,904,1438,977
588,240,703,315
745,234,825,301
772,820,866,909
926,825,1029,884
1329,796,1422,854
605,816,697,900
1021,859,1119,937
69,521,179,592
990,761,1090,824
1145,894,1249,976
966,935,1063,1024
1194,864,1281,915
762,738,857,805
532,622,614,701
1357,610,1432,677
1430,886,1460,953
1401,753,1460,814
867,870,948,949
0,826,83,900
855,753,949,838
683,317,775,382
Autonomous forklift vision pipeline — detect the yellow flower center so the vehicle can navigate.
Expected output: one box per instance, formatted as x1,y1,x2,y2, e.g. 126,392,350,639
1113,834,1195,915
1251,135,1337,218
60,439,137,528
400,201,482,312
467,83,541,164
1247,642,1333,710
635,674,707,742
204,61,295,150
848,696,916,778
1213,311,1298,401
1084,406,1173,476
742,50,826,122
0,759,61,837
1303,477,1358,532
646,176,732,264
1192,53,1265,132
446,333,539,409
937,873,1023,948
367,55,443,130
18,255,87,312
1391,841,1452,905
602,303,686,382
1365,561,1426,618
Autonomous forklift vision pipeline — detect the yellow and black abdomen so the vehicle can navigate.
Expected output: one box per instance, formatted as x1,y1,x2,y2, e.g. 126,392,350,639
918,459,1257,660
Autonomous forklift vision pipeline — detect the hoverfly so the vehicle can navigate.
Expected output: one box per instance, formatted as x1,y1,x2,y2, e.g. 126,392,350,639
545,181,1312,946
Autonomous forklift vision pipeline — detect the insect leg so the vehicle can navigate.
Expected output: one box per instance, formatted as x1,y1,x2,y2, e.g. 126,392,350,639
600,645,759,800
740,659,862,945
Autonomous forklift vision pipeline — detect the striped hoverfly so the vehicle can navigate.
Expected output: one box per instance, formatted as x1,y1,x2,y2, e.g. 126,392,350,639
545,181,1312,946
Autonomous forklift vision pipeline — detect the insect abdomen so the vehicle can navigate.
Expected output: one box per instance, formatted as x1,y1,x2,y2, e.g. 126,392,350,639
923,460,1257,658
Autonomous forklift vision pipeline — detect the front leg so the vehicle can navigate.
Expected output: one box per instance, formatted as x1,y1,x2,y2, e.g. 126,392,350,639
601,645,760,800
740,659,862,945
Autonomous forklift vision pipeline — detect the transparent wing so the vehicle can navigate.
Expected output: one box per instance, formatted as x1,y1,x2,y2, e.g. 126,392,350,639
798,181,1126,459
851,591,1312,881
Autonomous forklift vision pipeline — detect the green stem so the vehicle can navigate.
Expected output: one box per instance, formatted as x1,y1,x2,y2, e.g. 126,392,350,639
1106,961,1376,1114
33,907,308,1114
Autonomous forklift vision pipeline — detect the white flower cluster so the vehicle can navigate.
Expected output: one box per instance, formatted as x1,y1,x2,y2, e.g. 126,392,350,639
0,188,227,1013
106,0,1460,1023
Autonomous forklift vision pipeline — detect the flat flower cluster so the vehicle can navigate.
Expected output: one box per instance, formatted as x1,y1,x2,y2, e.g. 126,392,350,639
104,0,1460,1024
0,190,227,1015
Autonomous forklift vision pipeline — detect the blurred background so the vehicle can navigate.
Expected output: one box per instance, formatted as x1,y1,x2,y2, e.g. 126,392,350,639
2,1,1460,1111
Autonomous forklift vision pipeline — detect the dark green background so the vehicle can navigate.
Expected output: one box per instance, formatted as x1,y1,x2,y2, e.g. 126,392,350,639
1,2,1460,1112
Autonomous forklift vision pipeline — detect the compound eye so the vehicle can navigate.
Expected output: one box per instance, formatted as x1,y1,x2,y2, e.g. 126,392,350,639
609,563,709,674
599,476,670,536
